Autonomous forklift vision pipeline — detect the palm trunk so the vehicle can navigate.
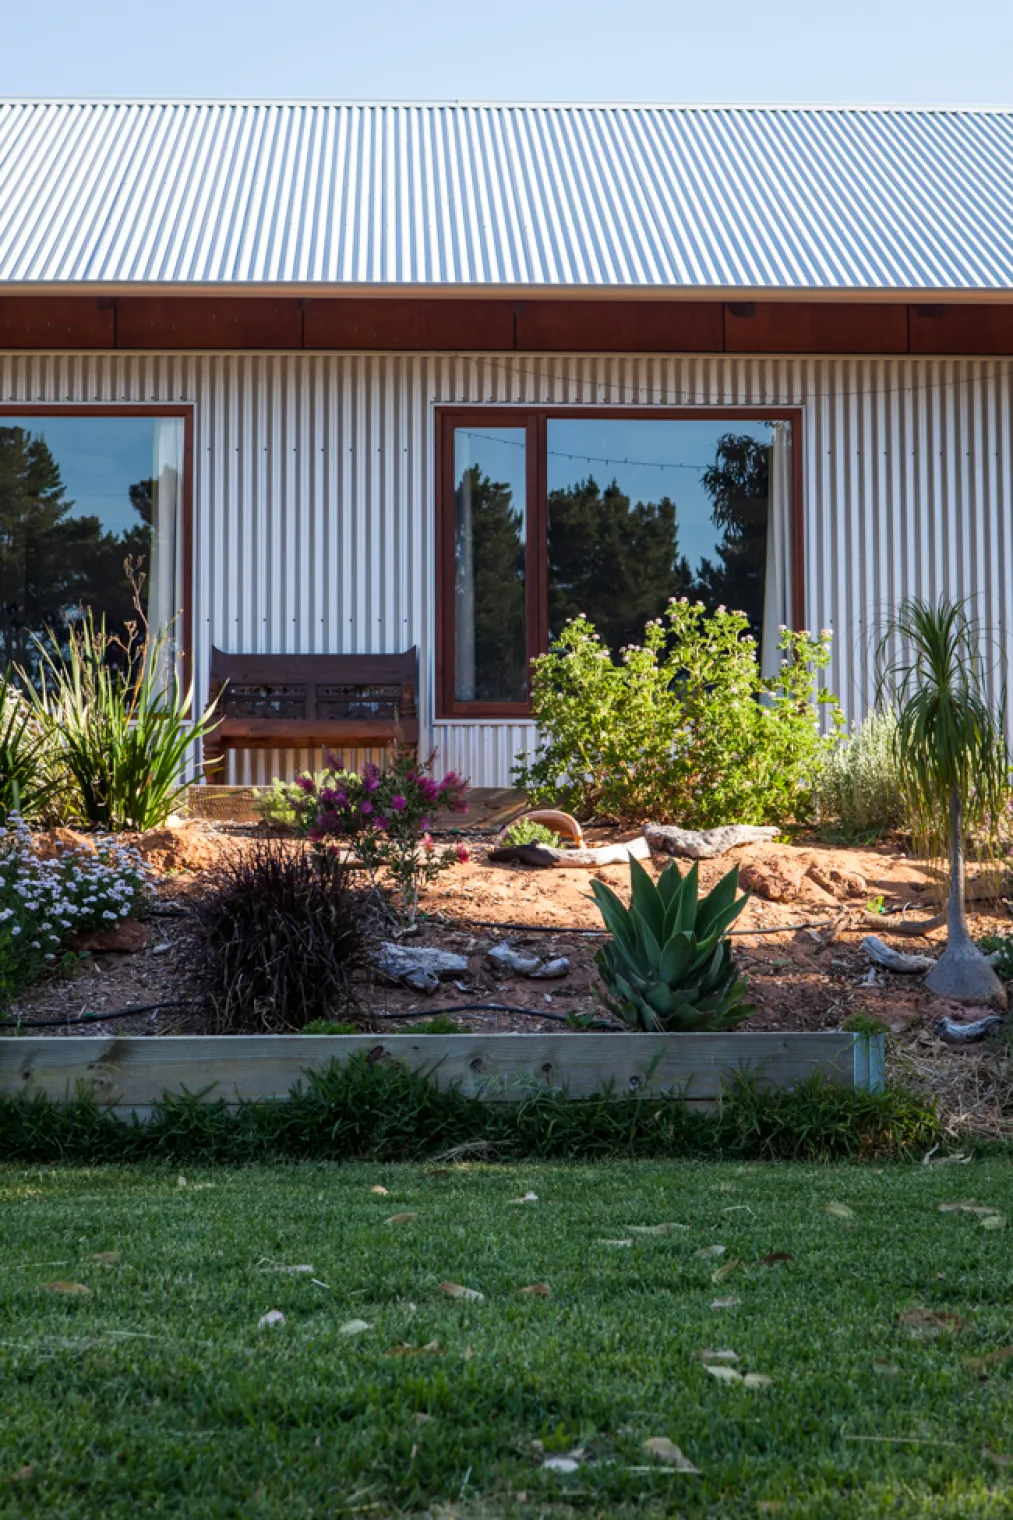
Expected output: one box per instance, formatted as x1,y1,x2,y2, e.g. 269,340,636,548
925,785,1005,1006
947,788,972,950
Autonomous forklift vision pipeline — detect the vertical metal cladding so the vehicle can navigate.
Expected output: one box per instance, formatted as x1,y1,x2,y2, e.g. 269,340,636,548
1,349,1011,784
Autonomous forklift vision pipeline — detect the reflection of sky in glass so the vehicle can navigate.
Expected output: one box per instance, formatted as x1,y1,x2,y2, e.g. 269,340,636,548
2,416,156,536
547,419,774,573
454,427,526,530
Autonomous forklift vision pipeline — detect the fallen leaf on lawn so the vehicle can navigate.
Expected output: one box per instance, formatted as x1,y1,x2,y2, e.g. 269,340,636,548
414,1412,430,1424
385,1212,419,1225
698,1244,726,1259
642,1438,700,1472
258,1309,285,1329
91,1252,120,1265
898,1307,967,1335
983,1447,1013,1468
10,1466,34,1482
542,1455,581,1473
742,1373,774,1388
873,1360,901,1377
371,1184,389,1194
176,1175,186,1188
596,1238,633,1248
937,1200,995,1215
277,1264,315,1275
705,1364,743,1383
824,1201,855,1220
760,1252,795,1267
757,1503,784,1515
711,1259,741,1284
384,1339,443,1358
507,1192,539,1205
517,1283,552,1297
980,1213,1006,1231
963,1345,1013,1374
338,1318,373,1336
710,1296,741,1310
43,1281,91,1296
628,1222,686,1235
699,1348,739,1363
438,1281,484,1302
462,1346,475,1359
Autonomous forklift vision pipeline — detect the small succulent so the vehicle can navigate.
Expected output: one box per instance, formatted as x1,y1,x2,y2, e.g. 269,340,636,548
502,818,562,848
591,856,755,1032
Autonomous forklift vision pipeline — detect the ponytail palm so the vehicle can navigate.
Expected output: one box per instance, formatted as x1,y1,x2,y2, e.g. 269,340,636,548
877,596,1010,1006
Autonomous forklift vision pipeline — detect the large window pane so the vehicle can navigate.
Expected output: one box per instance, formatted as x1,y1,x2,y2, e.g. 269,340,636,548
546,418,786,663
0,414,183,671
453,426,527,702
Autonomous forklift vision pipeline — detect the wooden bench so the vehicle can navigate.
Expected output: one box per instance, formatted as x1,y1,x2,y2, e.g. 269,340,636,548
203,647,419,778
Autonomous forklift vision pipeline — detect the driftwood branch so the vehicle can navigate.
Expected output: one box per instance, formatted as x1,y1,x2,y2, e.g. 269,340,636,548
488,837,652,870
643,823,781,860
861,935,935,974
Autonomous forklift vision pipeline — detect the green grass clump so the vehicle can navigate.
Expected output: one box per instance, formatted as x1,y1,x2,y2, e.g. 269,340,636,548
0,1056,938,1166
0,1157,1011,1517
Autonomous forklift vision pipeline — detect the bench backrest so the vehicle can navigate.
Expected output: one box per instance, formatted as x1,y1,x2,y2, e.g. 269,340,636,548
208,646,418,725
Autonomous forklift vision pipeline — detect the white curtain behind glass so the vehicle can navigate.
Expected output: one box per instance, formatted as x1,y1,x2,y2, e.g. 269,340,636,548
148,417,184,656
761,421,793,678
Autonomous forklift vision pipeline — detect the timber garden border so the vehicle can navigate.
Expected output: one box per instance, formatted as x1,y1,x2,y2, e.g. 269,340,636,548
0,1031,886,1117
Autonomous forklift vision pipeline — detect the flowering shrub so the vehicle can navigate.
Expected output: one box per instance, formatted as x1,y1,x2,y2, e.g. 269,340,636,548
293,745,470,918
514,602,843,826
0,818,151,1006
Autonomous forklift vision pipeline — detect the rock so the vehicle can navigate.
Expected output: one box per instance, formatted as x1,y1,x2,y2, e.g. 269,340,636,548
374,943,469,995
738,856,805,902
807,863,867,900
487,942,570,979
126,823,222,875
861,935,935,974
69,919,152,954
644,823,780,859
488,836,651,869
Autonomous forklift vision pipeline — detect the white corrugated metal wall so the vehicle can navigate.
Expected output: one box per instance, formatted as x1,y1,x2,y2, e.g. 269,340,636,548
2,349,1011,787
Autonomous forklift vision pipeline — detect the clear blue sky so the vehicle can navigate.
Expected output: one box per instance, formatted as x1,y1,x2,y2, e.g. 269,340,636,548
2,0,1011,104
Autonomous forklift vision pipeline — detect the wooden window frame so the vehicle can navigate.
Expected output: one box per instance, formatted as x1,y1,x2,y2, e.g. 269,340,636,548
436,405,805,721
0,403,195,689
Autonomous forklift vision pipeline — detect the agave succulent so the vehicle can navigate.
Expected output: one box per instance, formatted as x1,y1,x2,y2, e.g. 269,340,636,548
591,856,755,1032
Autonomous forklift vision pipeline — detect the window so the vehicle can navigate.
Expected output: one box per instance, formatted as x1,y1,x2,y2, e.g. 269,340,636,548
437,408,800,717
0,409,189,671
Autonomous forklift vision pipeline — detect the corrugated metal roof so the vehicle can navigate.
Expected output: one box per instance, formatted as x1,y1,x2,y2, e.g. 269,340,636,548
3,101,1013,292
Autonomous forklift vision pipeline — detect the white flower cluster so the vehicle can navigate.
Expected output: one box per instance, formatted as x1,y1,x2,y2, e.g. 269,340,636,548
0,816,152,980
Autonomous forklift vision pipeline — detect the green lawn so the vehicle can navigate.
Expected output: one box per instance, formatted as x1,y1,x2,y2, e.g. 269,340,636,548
1,1161,1012,1519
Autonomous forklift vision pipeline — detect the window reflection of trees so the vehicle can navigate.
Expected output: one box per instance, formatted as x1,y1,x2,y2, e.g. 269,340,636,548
0,425,153,674
454,463,527,703
547,431,772,652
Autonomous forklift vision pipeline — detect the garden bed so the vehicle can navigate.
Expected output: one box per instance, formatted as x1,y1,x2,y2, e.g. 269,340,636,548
4,817,1011,1137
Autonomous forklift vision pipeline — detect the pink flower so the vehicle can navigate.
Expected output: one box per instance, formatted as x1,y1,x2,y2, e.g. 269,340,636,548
455,843,469,863
317,810,339,831
390,795,406,812
419,815,430,830
420,778,440,802
422,833,435,854
374,816,389,831
360,800,373,816
295,775,316,794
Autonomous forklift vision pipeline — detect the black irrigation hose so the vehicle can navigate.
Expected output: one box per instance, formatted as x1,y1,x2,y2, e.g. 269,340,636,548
3,999,571,1030
2,1001,194,1030
374,1002,570,1024
428,915,841,938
